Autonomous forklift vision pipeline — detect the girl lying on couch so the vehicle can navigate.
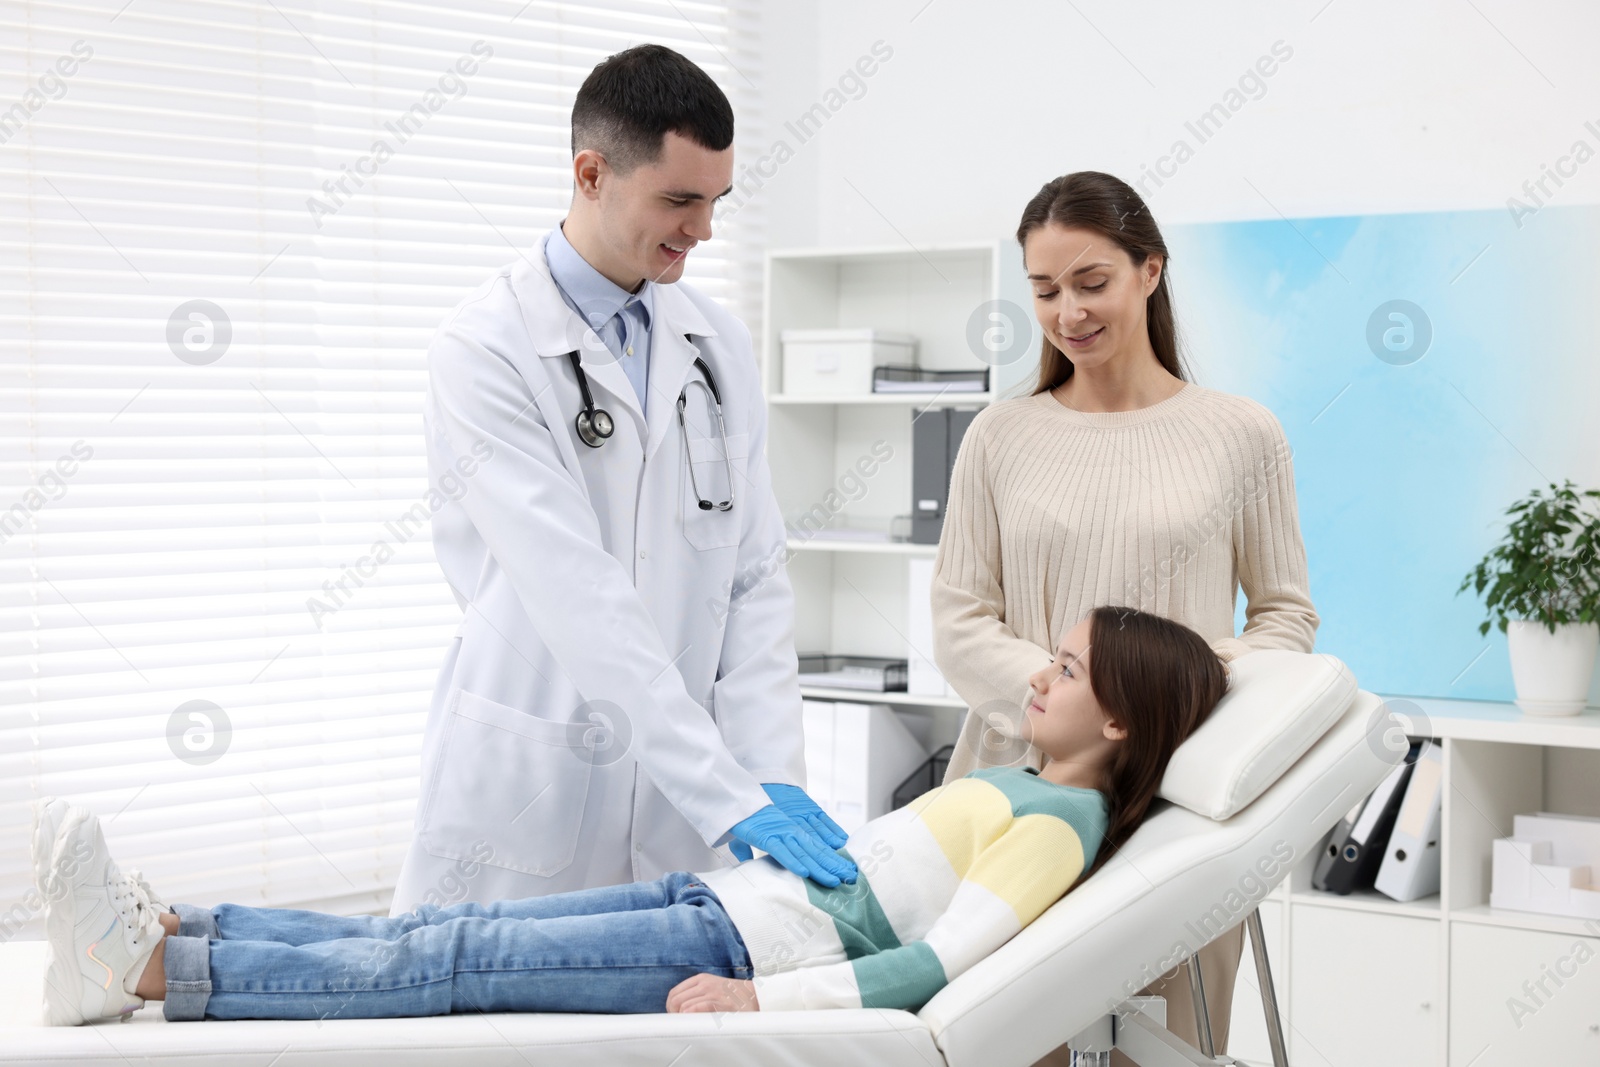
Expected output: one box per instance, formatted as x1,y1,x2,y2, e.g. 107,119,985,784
34,604,1225,1025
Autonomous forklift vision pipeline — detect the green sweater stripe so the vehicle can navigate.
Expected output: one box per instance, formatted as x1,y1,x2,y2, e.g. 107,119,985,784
854,940,948,1011
968,766,1111,861
800,846,901,958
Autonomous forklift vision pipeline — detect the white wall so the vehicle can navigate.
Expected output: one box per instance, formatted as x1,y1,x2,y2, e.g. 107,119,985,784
758,0,1600,247
754,0,821,248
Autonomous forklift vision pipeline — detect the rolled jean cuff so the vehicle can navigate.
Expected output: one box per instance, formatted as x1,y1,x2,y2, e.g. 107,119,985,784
161,934,212,1022
171,902,219,940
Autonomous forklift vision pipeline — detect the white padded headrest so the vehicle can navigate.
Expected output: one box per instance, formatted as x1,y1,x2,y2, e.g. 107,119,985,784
1158,648,1359,820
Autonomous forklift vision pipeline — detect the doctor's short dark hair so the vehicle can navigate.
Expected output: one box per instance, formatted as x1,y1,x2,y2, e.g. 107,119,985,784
571,44,734,175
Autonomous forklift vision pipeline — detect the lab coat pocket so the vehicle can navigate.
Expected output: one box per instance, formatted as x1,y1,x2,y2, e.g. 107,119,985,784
418,687,591,877
681,431,748,551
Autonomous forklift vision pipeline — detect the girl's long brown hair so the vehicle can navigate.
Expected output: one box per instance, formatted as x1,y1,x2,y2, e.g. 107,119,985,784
1014,171,1195,397
1072,605,1229,885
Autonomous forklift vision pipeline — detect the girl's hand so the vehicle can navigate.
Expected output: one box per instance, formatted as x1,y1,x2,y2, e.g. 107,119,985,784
665,973,760,1013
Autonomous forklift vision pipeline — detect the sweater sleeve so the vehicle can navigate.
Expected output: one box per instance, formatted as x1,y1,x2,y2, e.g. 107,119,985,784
753,811,1094,1013
1211,406,1320,664
930,414,1056,744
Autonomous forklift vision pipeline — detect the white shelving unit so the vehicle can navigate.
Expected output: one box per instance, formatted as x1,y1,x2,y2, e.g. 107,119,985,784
761,243,1600,1066
796,686,969,709
1228,696,1600,1067
784,538,937,557
769,392,999,406
761,241,1034,742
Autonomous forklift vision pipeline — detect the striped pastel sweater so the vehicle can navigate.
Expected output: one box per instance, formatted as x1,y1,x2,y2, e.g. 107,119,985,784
694,766,1109,1012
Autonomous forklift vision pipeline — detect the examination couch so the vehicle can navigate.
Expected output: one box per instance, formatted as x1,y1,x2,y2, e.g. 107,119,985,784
0,648,1396,1067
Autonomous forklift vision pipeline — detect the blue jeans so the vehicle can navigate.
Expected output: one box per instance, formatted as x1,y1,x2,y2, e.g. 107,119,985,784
161,870,752,1021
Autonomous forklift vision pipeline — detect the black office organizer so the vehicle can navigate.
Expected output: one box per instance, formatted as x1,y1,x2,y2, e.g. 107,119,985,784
892,744,955,809
796,653,909,692
871,364,990,392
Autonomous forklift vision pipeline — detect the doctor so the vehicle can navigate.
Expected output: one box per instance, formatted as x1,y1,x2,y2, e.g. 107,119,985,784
392,44,857,913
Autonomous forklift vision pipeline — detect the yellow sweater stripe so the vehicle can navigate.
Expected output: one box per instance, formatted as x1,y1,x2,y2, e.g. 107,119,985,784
906,776,1015,873
966,812,1088,924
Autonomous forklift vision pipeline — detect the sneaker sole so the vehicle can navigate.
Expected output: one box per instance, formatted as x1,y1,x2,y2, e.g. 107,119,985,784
41,945,86,1027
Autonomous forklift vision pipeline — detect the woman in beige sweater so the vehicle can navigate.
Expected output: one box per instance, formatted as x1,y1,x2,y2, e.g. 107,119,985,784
931,170,1318,1066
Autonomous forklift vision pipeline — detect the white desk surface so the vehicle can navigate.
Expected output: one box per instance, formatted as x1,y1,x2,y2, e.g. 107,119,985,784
1373,693,1600,749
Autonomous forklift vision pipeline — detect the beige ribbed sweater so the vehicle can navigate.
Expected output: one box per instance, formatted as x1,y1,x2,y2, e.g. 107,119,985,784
932,381,1319,784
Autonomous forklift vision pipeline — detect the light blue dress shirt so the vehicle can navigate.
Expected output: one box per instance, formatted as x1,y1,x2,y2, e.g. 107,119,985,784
543,222,654,416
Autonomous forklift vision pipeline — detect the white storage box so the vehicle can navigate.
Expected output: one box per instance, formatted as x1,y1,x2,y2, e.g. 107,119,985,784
780,328,917,396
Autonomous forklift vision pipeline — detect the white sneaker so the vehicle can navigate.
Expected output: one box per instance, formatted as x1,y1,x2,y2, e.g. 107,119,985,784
31,797,76,900
33,798,167,916
41,808,168,1026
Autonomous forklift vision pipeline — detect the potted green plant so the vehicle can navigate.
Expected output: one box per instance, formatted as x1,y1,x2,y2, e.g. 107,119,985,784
1458,479,1600,716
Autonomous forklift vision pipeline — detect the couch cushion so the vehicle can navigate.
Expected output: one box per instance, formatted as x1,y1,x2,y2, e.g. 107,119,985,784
923,689,1396,1067
1158,648,1358,819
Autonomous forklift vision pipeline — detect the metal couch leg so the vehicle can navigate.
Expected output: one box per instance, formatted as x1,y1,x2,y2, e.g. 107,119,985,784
1185,946,1216,1058
1244,908,1290,1067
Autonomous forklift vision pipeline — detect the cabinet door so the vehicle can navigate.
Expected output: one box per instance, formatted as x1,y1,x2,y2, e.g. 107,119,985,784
1450,922,1600,1066
1228,900,1284,1065
1289,907,1439,1067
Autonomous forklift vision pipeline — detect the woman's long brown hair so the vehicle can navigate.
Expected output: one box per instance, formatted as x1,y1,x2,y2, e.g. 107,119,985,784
1014,171,1195,397
1072,605,1229,885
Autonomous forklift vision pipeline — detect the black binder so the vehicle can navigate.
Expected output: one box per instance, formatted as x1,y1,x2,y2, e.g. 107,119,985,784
910,407,979,544
1312,740,1422,895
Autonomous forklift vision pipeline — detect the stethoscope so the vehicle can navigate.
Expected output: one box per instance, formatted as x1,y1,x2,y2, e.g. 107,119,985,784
566,345,734,512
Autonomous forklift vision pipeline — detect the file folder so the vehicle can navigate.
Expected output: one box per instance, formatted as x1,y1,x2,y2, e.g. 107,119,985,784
1375,739,1442,901
801,700,929,834
910,407,979,544
1313,739,1420,894
801,699,836,808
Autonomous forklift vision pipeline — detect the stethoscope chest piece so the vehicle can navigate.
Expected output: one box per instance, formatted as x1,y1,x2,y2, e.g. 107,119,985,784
575,405,613,448
563,343,734,513
678,359,733,513
567,349,614,449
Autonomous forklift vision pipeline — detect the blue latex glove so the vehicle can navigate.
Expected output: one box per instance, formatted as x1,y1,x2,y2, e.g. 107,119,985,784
725,804,858,887
758,782,849,850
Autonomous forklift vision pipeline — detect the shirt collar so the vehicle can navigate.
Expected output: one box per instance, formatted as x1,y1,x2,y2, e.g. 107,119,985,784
544,221,653,332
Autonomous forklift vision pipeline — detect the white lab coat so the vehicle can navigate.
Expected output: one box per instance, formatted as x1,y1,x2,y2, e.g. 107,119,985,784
389,233,805,913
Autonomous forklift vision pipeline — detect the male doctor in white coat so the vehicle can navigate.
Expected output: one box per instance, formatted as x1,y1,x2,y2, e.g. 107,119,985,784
391,45,858,913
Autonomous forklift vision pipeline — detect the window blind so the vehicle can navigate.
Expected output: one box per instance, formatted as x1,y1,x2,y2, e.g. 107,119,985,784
0,0,765,938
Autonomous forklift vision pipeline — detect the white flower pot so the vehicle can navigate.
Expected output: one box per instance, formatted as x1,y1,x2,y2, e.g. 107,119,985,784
1506,619,1600,716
